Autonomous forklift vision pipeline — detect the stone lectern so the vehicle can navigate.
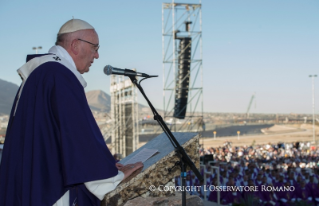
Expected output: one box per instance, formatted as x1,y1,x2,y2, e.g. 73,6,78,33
101,132,200,206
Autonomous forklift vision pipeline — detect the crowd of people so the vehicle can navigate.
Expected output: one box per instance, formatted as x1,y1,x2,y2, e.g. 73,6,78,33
174,141,319,205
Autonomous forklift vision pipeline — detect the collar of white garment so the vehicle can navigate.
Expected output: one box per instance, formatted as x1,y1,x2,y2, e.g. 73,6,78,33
48,45,87,88
18,45,87,88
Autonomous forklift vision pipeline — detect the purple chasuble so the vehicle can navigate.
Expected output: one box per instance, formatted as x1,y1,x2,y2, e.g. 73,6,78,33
0,55,118,206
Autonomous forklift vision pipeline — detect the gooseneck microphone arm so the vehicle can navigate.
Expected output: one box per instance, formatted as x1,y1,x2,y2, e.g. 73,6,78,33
127,75,203,206
104,65,158,78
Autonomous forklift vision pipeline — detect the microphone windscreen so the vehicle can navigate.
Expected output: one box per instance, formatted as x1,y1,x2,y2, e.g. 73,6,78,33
104,65,113,75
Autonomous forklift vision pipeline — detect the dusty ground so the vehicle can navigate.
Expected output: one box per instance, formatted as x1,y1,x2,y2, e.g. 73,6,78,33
199,124,319,148
135,124,319,149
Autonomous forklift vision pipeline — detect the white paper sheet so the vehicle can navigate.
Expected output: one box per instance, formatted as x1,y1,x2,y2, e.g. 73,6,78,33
124,148,158,164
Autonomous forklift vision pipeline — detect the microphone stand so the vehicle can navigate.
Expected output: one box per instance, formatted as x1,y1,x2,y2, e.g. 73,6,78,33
128,75,204,206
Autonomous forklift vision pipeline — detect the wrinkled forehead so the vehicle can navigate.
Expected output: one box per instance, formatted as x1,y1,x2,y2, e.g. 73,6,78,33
82,29,99,43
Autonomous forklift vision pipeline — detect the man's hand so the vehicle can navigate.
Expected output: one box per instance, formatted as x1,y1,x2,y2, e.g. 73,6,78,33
116,163,124,170
118,162,143,181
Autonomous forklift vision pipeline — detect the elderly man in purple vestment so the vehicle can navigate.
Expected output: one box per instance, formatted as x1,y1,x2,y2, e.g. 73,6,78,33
0,19,143,206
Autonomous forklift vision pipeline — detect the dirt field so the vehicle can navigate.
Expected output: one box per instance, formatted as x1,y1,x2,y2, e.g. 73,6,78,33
199,124,319,148
134,124,319,149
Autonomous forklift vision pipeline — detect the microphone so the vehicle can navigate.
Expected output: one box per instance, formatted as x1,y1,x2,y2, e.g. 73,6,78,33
104,65,152,77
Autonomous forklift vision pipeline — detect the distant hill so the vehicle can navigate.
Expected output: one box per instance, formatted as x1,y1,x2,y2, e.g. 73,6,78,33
0,83,147,115
86,90,111,112
85,90,149,113
0,79,19,115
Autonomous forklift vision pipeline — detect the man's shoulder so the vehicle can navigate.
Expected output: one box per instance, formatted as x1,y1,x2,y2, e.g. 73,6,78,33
25,53,64,68
26,53,54,62
22,60,78,91
22,53,69,76
31,60,72,78
23,54,83,88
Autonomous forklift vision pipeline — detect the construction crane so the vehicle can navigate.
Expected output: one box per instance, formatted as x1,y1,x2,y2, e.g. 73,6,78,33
246,93,255,118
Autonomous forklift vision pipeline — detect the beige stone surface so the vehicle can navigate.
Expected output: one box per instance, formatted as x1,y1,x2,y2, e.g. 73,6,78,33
102,133,200,206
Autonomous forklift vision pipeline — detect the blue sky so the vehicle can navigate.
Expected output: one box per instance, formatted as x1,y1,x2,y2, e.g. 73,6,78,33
0,0,318,114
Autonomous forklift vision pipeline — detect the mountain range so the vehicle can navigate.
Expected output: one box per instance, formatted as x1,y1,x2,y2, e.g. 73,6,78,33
86,90,149,112
0,79,19,115
85,90,111,112
0,79,147,115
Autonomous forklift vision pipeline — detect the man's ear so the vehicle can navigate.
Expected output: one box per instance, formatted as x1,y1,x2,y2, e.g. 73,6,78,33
70,39,79,55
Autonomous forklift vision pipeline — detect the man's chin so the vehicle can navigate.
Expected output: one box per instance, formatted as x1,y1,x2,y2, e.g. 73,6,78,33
78,67,90,74
83,68,90,73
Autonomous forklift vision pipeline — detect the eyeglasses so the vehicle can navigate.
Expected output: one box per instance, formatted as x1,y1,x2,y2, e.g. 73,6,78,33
77,38,100,52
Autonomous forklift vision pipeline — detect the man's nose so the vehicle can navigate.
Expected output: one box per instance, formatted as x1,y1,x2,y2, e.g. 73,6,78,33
95,50,99,59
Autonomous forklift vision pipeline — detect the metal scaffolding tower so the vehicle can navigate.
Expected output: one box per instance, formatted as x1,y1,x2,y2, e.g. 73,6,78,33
110,76,139,157
162,1,203,132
